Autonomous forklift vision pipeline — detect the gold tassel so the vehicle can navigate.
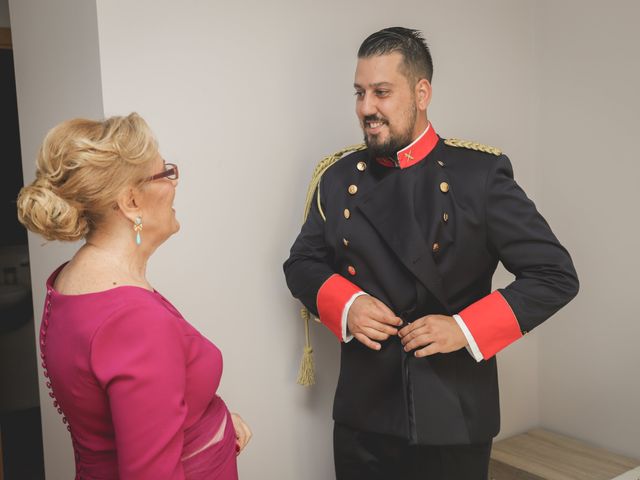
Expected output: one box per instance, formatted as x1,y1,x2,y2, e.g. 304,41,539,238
297,308,315,386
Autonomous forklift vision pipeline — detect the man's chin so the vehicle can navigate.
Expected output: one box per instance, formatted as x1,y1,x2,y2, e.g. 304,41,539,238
365,132,385,144
365,138,395,159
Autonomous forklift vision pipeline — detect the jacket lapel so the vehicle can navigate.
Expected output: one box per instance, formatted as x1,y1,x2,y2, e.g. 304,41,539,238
357,169,451,313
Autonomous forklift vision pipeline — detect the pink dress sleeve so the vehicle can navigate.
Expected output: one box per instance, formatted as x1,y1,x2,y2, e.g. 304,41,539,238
90,300,187,480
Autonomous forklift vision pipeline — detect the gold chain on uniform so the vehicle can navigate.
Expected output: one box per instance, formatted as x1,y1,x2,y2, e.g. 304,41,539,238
444,138,502,156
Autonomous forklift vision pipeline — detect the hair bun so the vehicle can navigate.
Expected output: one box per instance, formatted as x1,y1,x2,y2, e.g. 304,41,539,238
17,113,158,242
17,178,89,241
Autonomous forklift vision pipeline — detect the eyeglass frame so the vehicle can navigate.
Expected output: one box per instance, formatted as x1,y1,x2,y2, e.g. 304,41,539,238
147,162,179,182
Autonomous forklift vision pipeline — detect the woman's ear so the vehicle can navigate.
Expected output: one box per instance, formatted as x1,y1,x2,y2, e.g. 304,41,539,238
115,187,142,223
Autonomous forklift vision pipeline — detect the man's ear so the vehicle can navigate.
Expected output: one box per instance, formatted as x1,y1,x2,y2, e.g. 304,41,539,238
415,79,432,111
115,187,142,223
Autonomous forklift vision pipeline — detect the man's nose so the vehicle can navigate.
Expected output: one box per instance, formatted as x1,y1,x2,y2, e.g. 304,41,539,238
358,92,377,117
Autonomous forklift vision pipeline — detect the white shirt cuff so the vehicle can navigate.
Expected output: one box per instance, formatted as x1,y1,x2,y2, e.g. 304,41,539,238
341,291,366,342
453,314,484,362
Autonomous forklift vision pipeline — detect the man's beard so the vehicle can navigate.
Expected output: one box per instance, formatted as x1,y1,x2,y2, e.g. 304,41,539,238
363,107,417,161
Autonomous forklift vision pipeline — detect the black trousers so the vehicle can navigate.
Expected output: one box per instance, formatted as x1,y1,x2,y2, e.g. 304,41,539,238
334,423,492,480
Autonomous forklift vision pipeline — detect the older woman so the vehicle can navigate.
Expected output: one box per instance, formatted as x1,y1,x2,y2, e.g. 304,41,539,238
17,113,250,479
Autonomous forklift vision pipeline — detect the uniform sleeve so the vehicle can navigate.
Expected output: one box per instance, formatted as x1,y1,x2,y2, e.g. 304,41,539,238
283,184,362,340
90,303,187,480
459,155,579,359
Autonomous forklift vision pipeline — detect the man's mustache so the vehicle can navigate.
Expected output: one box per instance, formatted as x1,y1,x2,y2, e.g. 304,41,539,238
363,115,387,124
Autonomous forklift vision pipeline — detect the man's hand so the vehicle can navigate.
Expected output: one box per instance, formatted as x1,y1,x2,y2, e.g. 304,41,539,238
347,295,403,350
398,315,467,357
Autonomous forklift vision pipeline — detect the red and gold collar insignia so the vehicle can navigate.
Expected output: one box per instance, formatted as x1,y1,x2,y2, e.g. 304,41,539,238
376,123,439,169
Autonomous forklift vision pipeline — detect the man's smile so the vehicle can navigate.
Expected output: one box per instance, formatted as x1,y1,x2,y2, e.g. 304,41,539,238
364,117,388,134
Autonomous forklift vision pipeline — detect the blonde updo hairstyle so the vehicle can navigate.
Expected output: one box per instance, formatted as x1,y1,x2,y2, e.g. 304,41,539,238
17,113,158,242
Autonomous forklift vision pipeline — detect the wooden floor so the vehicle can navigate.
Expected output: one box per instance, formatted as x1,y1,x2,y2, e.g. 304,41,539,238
489,429,640,480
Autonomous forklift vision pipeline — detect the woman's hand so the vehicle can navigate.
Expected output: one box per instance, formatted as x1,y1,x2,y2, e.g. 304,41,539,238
231,413,252,455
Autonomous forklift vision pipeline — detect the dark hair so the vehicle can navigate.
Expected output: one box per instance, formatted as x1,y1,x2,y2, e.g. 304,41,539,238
358,27,433,83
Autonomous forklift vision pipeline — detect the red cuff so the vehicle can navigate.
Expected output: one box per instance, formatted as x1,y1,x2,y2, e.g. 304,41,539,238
459,291,522,359
316,274,362,341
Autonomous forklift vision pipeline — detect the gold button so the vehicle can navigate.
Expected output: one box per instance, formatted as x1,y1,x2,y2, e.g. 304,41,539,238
440,182,449,193
343,238,349,247
347,265,356,276
437,160,445,167
357,161,367,171
348,184,358,195
432,242,440,253
443,212,449,223
343,208,351,219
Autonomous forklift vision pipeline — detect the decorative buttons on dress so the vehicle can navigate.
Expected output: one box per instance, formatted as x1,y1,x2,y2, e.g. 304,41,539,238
437,160,445,167
432,242,440,253
357,161,367,171
348,185,358,195
440,182,449,193
40,295,72,436
343,209,351,219
443,212,449,223
347,266,356,276
343,238,349,247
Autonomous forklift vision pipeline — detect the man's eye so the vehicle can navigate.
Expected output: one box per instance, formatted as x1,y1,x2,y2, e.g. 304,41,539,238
376,90,389,97
354,91,364,98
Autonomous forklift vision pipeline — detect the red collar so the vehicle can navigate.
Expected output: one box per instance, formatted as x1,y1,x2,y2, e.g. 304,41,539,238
376,123,439,169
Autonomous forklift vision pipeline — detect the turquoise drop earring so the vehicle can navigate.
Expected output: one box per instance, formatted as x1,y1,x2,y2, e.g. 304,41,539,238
133,216,143,246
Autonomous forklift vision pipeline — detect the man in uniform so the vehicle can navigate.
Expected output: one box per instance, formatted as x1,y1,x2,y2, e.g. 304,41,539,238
283,27,578,479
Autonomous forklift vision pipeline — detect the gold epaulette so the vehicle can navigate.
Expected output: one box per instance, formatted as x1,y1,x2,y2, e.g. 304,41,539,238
303,143,366,222
444,138,502,156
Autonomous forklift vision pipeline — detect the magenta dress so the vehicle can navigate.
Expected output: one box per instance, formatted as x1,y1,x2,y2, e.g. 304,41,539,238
40,264,238,479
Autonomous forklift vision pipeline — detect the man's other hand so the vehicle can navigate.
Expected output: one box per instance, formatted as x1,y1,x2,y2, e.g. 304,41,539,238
398,315,467,357
347,295,403,351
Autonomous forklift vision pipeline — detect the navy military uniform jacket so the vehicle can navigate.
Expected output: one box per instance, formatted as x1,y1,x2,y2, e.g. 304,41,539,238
283,125,578,445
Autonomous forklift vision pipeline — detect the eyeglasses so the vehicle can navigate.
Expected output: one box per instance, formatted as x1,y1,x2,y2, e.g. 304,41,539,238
147,163,179,182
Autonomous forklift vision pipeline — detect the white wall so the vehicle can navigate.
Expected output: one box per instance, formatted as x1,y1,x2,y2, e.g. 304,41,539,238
94,1,539,479
9,1,103,478
536,0,640,459
12,0,545,478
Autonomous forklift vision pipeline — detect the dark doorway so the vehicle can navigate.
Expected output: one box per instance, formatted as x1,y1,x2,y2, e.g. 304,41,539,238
0,27,46,480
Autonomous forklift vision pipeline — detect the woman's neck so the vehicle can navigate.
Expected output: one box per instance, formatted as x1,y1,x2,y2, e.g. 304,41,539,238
82,229,154,284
